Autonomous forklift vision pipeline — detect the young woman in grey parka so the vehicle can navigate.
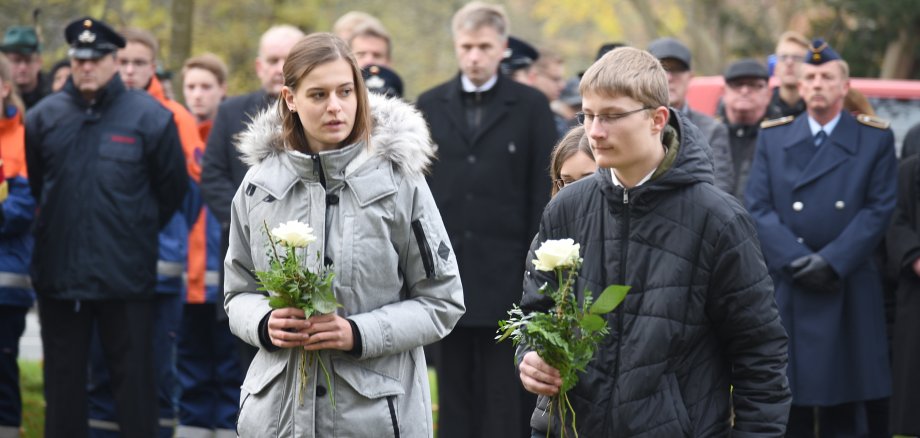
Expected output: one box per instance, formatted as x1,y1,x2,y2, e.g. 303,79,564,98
224,33,465,437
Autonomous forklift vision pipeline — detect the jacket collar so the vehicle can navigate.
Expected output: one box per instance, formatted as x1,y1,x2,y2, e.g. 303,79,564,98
239,93,435,199
64,72,126,109
596,109,713,205
437,74,519,146
785,111,858,189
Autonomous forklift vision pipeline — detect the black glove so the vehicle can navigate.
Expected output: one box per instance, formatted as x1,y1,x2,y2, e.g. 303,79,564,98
787,254,841,293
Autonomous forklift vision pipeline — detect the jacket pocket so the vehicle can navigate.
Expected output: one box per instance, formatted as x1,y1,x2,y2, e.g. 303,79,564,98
237,350,288,437
665,373,693,436
332,355,406,437
97,130,145,189
411,219,435,279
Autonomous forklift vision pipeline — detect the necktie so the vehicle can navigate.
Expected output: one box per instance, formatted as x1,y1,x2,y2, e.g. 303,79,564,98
814,130,827,147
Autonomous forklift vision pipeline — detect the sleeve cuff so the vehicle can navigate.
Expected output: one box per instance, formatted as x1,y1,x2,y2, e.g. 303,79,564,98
347,318,363,357
257,310,280,352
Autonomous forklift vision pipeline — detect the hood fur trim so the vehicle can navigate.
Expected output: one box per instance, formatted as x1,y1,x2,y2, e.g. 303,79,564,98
236,93,435,176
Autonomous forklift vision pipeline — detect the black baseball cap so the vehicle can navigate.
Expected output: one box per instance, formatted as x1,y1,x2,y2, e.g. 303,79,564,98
648,37,691,70
723,59,769,82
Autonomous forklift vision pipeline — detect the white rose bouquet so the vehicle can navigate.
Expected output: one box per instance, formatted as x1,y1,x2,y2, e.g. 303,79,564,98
255,220,340,406
497,238,629,438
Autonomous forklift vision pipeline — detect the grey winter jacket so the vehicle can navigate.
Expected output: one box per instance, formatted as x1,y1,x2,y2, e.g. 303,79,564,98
521,109,790,437
225,94,465,437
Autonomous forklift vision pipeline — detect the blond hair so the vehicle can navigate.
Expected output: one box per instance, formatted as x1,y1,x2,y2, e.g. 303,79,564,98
776,31,809,52
332,11,384,41
182,53,229,86
579,47,668,109
120,27,159,61
451,2,509,39
348,21,392,59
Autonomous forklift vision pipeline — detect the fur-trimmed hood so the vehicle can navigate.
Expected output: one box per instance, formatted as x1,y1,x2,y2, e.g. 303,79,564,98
236,93,435,176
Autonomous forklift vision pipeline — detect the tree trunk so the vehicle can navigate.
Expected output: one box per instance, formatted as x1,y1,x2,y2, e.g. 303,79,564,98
169,0,194,103
880,27,916,79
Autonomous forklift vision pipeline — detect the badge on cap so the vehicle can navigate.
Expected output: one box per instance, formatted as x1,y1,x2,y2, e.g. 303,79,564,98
806,38,841,65
78,29,96,44
810,41,826,62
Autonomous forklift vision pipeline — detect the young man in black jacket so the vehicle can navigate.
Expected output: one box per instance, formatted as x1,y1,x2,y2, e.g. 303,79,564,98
517,47,791,437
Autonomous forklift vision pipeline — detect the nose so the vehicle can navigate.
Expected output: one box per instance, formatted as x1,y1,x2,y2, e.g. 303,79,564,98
587,118,605,138
327,94,343,113
468,48,482,64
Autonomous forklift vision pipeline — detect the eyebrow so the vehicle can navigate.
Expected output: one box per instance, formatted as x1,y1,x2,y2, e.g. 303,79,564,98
304,82,354,91
582,105,628,113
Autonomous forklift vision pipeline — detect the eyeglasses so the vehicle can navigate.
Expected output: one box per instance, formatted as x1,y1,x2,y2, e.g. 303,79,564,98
725,80,767,92
576,107,652,126
553,178,571,190
776,54,805,63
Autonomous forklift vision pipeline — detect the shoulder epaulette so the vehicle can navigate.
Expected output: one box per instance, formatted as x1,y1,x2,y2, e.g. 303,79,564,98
760,116,795,129
856,114,890,129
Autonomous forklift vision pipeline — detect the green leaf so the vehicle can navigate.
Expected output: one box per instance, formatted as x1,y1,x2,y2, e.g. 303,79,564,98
313,288,339,314
580,313,606,332
589,285,630,315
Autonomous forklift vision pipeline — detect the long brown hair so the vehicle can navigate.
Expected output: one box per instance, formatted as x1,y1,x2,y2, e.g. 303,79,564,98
549,125,593,196
0,53,25,118
279,33,371,153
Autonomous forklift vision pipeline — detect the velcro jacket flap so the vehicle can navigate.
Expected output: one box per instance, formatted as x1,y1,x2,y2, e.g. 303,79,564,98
348,164,397,207
241,349,289,395
333,355,405,399
247,156,299,200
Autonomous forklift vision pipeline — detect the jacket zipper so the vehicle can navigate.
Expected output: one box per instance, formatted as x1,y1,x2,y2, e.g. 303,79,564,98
411,220,436,279
312,154,327,189
387,395,400,438
612,187,629,431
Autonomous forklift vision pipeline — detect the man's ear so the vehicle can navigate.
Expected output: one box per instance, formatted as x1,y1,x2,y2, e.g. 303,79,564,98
651,106,670,134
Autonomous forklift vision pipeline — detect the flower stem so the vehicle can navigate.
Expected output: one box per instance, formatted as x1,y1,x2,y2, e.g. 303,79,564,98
298,349,308,406
263,221,282,266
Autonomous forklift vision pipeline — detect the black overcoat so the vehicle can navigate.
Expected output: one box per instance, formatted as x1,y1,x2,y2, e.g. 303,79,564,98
885,155,920,435
417,74,557,327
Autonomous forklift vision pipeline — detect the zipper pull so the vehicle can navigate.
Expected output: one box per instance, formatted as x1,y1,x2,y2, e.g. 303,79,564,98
623,189,629,204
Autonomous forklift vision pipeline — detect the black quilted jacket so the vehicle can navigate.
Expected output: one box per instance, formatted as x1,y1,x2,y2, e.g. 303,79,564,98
520,110,791,437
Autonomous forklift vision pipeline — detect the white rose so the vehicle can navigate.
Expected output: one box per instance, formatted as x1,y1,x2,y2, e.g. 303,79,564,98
271,220,317,248
532,238,581,271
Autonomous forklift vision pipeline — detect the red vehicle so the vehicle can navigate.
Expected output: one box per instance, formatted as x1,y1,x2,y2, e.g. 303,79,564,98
686,76,920,155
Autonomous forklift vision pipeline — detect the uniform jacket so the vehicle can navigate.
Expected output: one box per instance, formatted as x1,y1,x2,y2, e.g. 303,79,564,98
745,111,897,405
0,109,35,307
148,76,203,295
187,120,222,304
417,74,556,326
522,109,790,437
683,106,734,194
24,74,189,301
884,155,920,434
225,94,465,437
201,89,273,226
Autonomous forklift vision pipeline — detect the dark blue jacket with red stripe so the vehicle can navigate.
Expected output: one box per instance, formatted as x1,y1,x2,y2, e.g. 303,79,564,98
24,74,188,301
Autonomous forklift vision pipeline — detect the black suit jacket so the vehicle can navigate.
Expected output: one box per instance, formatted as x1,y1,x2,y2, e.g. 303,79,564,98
201,89,274,225
417,74,557,326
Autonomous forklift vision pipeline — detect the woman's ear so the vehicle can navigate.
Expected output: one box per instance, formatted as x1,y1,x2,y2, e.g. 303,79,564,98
281,85,295,111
